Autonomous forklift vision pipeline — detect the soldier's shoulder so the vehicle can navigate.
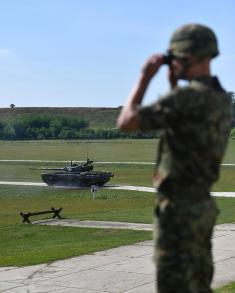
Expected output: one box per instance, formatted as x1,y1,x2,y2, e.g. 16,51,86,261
160,85,198,104
169,80,221,101
161,85,195,100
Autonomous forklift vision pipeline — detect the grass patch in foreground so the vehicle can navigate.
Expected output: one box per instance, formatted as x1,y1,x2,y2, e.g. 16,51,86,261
215,281,235,292
0,186,153,266
0,185,235,225
0,225,151,267
0,186,155,225
0,185,235,267
216,197,235,224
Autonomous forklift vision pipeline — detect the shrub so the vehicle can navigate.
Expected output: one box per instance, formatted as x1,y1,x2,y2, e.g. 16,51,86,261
231,128,235,139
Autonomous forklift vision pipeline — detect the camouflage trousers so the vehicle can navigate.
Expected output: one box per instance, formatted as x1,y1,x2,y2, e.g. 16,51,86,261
155,192,218,293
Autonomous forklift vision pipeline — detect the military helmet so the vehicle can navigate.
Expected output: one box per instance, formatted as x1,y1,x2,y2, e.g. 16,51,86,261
169,24,219,58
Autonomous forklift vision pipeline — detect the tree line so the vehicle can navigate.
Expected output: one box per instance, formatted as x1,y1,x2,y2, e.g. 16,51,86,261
230,92,235,129
0,114,160,140
1,91,234,141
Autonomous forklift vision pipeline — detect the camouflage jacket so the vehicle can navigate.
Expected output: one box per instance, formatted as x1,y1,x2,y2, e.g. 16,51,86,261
138,76,232,191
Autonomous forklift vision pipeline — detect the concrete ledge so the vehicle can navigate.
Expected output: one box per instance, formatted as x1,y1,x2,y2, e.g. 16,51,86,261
33,219,154,231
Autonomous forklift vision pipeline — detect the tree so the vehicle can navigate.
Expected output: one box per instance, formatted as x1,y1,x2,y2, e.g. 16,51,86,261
231,128,235,139
228,92,235,128
12,120,28,139
2,125,16,140
10,104,15,109
0,121,5,138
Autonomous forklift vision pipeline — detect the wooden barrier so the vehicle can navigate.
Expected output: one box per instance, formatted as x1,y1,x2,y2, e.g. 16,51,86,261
20,207,63,223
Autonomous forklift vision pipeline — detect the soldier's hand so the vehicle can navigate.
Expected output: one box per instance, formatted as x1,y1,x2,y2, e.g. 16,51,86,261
168,67,178,88
141,54,164,80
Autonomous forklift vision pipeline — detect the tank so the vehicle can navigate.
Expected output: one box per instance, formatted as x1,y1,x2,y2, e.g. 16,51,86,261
39,159,114,187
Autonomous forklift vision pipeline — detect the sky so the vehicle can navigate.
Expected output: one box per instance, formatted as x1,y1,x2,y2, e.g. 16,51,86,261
0,0,234,108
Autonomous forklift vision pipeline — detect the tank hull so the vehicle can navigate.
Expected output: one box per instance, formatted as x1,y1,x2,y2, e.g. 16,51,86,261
41,171,113,187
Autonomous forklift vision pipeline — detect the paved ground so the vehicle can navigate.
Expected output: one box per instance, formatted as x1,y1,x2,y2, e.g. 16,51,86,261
1,179,235,291
1,180,235,197
34,219,154,231
1,222,235,292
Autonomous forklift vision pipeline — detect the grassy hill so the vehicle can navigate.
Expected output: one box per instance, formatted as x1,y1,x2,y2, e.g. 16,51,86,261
0,107,121,129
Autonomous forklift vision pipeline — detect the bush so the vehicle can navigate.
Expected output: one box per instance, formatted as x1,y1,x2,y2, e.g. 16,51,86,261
2,125,16,140
0,115,90,140
0,113,161,140
231,128,235,139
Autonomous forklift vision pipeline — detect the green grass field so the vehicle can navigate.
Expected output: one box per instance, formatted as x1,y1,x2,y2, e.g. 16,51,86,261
0,139,234,270
0,139,234,163
215,282,235,293
0,139,158,161
0,138,234,190
0,185,235,266
0,161,234,191
1,225,151,267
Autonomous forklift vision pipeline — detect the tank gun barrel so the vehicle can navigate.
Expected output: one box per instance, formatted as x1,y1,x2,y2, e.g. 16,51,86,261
29,167,65,171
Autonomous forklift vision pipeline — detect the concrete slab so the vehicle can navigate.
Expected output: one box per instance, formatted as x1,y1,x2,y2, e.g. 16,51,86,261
213,249,235,263
0,264,45,283
213,234,235,251
55,288,107,293
57,289,106,293
1,224,235,292
53,254,130,270
212,257,235,288
95,254,155,275
0,267,17,273
1,283,62,292
124,282,155,293
96,243,153,258
38,269,155,293
55,289,106,293
33,219,154,231
0,281,26,291
214,223,235,232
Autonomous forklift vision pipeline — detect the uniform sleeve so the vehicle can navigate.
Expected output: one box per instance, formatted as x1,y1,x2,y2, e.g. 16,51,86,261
137,90,180,131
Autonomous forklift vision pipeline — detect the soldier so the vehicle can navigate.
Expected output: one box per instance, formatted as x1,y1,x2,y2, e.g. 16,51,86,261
117,24,232,292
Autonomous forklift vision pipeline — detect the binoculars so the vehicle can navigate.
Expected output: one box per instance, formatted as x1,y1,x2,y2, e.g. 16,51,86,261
162,54,173,65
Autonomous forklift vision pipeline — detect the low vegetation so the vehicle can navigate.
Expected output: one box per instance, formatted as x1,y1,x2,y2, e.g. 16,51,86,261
215,282,235,293
0,187,155,266
1,225,151,267
231,127,235,139
0,139,234,163
0,109,159,140
0,185,235,266
0,139,234,269
1,103,234,140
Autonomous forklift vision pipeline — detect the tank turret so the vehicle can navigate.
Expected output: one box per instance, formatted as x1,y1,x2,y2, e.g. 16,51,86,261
33,159,114,187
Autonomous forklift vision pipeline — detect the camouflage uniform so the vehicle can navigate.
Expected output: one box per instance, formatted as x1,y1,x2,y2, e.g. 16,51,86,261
137,25,232,292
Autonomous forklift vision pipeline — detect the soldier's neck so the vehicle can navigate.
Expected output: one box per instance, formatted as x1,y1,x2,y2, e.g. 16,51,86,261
186,59,211,80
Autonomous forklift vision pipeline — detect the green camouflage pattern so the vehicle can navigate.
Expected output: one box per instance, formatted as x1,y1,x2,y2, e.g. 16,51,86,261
169,24,219,58
137,76,232,292
138,76,232,189
155,192,218,293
